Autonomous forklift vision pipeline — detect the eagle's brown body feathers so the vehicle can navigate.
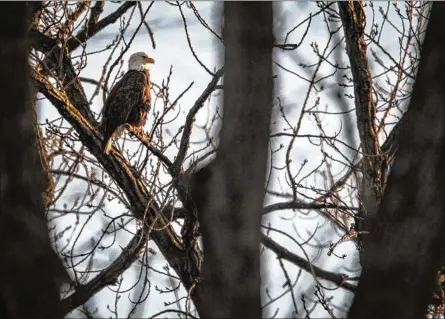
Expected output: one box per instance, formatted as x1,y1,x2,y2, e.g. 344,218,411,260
100,69,151,154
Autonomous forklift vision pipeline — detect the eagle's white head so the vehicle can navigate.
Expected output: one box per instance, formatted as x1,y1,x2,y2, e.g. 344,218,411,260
128,52,155,71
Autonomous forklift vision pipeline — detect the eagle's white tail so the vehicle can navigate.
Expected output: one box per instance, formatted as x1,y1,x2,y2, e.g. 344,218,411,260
103,125,125,155
103,138,113,155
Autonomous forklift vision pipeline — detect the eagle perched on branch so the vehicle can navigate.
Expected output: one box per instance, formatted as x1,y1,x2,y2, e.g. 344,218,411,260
100,52,155,154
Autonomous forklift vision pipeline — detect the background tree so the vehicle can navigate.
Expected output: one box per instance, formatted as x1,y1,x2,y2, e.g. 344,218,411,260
190,2,273,318
24,1,442,318
349,3,445,318
0,2,68,318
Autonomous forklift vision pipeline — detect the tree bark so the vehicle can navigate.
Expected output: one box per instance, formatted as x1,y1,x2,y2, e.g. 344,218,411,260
191,2,273,318
349,4,445,318
0,3,68,318
338,0,383,252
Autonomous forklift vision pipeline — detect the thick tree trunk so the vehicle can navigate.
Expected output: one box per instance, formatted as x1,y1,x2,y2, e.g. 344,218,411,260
349,4,445,318
0,3,68,319
191,2,273,318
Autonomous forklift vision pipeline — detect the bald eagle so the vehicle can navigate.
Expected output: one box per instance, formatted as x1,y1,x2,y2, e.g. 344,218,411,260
99,52,155,154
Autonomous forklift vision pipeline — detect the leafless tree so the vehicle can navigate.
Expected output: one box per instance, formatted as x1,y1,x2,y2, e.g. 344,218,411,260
189,2,273,318
349,3,445,318
18,1,445,318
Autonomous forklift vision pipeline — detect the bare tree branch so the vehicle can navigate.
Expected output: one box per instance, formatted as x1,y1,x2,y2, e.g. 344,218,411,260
261,234,356,292
173,67,224,173
61,226,149,314
338,1,386,251
67,1,137,52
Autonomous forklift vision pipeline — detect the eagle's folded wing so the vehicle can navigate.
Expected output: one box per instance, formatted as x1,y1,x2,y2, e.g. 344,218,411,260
100,71,146,153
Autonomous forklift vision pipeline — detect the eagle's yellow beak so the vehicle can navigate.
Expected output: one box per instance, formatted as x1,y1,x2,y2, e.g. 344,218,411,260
147,57,155,64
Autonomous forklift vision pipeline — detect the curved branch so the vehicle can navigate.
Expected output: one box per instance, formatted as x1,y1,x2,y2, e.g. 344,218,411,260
261,234,356,292
173,67,224,173
263,201,358,215
61,227,149,313
126,126,173,168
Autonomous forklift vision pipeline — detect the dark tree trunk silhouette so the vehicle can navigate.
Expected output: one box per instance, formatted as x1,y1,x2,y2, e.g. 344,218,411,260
191,2,273,318
349,3,445,318
0,3,68,319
